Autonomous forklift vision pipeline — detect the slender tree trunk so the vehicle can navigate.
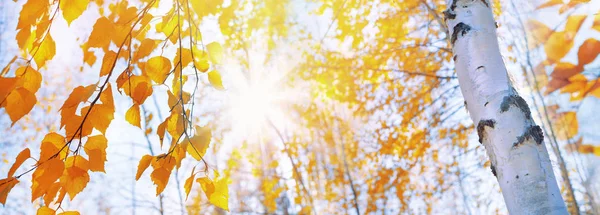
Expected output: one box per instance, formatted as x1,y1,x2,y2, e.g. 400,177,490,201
443,0,567,214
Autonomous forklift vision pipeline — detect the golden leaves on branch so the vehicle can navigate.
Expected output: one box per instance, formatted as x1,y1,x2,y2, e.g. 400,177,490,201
1,66,42,125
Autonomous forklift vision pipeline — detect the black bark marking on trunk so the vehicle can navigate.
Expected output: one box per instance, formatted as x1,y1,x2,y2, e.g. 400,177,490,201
453,55,457,61
477,66,484,70
484,101,489,106
516,175,519,179
513,125,544,147
443,10,456,20
480,0,489,7
491,164,497,177
477,119,496,143
500,95,532,119
450,0,458,11
451,23,471,45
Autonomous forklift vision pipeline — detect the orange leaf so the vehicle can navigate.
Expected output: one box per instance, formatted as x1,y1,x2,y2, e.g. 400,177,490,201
4,87,36,125
15,66,42,93
31,158,64,201
34,34,56,68
135,39,158,61
577,38,600,66
100,51,117,77
60,0,88,25
37,206,56,215
176,48,193,68
120,75,154,104
0,78,19,104
143,56,171,84
136,155,153,180
60,84,96,128
59,155,90,200
0,177,19,205
7,148,30,177
84,135,108,172
39,133,67,162
17,0,50,30
126,103,141,128
150,155,176,195
87,17,115,48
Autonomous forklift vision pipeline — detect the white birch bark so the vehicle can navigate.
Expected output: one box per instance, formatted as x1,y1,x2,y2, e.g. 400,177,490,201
443,0,568,214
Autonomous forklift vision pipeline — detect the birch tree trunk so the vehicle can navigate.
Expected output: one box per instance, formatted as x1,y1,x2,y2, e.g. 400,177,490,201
443,0,568,214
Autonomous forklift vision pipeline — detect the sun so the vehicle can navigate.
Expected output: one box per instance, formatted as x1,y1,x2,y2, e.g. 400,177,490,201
221,53,304,141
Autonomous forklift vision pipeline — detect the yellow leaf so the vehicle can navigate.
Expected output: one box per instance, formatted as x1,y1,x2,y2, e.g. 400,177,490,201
59,155,90,200
100,51,117,77
57,212,80,215
8,148,30,177
536,0,563,9
208,70,224,90
136,155,153,181
556,112,578,140
84,135,108,172
593,13,600,32
206,42,223,64
187,126,211,161
143,56,171,84
544,31,574,63
58,212,80,215
209,178,229,211
564,15,587,33
197,59,210,72
0,177,19,205
191,0,223,19
4,87,37,125
60,0,87,25
594,146,600,156
34,34,56,68
126,104,141,128
36,206,56,215
184,167,196,200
